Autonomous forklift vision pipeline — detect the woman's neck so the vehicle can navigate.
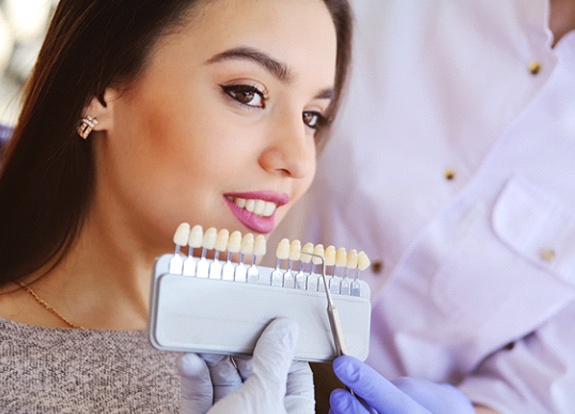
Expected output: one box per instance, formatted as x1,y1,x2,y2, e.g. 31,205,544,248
0,212,160,331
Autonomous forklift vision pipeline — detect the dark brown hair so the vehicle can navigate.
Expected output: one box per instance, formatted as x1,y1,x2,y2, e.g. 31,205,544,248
0,0,352,287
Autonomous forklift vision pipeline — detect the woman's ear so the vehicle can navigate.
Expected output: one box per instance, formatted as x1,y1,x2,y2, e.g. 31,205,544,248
81,88,120,133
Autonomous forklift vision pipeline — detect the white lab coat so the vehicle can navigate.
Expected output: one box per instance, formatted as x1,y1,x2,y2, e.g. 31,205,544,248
271,0,575,412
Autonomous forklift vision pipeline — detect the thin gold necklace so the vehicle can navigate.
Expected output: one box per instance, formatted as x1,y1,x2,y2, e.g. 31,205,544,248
17,281,85,329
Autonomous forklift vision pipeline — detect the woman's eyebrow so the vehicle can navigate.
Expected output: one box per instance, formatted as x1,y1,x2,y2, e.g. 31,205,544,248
206,46,292,81
315,88,335,101
206,46,335,101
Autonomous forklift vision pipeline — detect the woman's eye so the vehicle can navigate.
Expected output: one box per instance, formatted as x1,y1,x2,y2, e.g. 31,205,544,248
302,111,326,130
221,84,267,108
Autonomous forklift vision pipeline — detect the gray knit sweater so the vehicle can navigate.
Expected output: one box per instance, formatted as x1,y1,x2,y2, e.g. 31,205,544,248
0,318,181,413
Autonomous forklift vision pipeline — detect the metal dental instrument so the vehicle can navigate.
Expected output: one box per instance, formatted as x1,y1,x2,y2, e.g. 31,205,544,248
301,250,347,356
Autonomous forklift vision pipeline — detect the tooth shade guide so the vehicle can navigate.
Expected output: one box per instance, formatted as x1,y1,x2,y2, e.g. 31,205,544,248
215,229,230,252
240,233,255,256
173,222,191,248
271,265,283,287
169,223,190,274
196,255,210,278
209,258,223,279
300,242,314,264
253,235,266,257
182,254,198,276
306,273,319,292
357,251,370,271
234,262,247,282
276,238,290,260
189,225,204,249
151,252,372,363
202,227,218,250
340,277,351,295
169,254,184,274
283,271,295,288
248,234,265,284
329,276,341,294
169,225,369,297
289,240,302,261
324,245,336,267
295,267,307,290
247,261,260,284
227,231,242,253
335,247,347,267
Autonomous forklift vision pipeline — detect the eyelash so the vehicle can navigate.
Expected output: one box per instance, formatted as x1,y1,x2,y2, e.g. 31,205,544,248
220,84,328,131
302,111,328,131
220,84,268,109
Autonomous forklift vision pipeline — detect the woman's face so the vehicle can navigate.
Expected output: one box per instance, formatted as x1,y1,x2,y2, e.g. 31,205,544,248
92,0,337,249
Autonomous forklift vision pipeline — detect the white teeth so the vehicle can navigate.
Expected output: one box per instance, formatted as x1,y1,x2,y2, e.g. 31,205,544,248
263,202,276,216
235,198,246,208
231,197,277,217
253,200,266,215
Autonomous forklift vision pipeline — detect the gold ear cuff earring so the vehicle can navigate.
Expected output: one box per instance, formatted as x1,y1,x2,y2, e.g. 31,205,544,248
77,116,99,139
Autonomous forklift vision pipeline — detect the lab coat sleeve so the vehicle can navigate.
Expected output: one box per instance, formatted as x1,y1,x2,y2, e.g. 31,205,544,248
458,300,575,414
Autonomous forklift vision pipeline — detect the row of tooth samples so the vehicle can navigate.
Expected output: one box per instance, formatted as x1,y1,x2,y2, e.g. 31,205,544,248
272,239,370,297
170,223,266,282
168,224,370,296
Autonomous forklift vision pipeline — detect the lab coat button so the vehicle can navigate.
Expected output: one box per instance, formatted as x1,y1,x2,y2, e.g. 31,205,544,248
444,169,456,180
529,61,541,75
538,248,556,262
371,260,384,274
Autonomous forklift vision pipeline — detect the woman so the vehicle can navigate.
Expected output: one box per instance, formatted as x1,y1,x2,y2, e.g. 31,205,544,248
0,0,352,412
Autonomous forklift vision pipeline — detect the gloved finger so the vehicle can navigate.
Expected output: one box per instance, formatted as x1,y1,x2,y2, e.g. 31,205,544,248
329,388,373,414
284,361,314,412
233,355,252,381
333,355,431,414
199,353,243,403
177,353,213,414
249,317,299,395
209,317,300,413
394,377,474,413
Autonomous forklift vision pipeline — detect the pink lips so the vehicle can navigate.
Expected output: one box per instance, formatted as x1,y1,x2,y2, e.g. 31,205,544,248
223,191,290,234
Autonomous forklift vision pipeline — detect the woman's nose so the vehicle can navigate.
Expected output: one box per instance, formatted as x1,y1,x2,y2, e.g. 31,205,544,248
258,112,316,179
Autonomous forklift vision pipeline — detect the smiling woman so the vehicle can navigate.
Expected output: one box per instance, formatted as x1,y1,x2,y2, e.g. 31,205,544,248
0,0,352,412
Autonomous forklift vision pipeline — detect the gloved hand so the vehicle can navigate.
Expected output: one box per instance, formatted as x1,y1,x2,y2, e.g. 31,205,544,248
177,318,315,414
329,355,474,414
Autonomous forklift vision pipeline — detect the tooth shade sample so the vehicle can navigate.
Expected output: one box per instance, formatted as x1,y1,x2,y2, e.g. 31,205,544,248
203,227,217,250
324,245,336,266
253,235,267,256
189,225,204,248
173,222,190,246
241,233,255,255
215,229,230,251
336,247,347,267
300,243,314,263
227,231,242,253
289,240,302,261
346,249,359,269
312,244,325,265
358,251,371,271
276,238,290,260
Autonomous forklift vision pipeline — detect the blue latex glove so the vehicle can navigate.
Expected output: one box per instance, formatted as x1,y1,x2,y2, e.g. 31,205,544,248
329,355,474,414
177,318,314,413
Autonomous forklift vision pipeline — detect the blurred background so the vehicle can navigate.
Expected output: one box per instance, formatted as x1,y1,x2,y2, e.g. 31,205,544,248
0,0,56,126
